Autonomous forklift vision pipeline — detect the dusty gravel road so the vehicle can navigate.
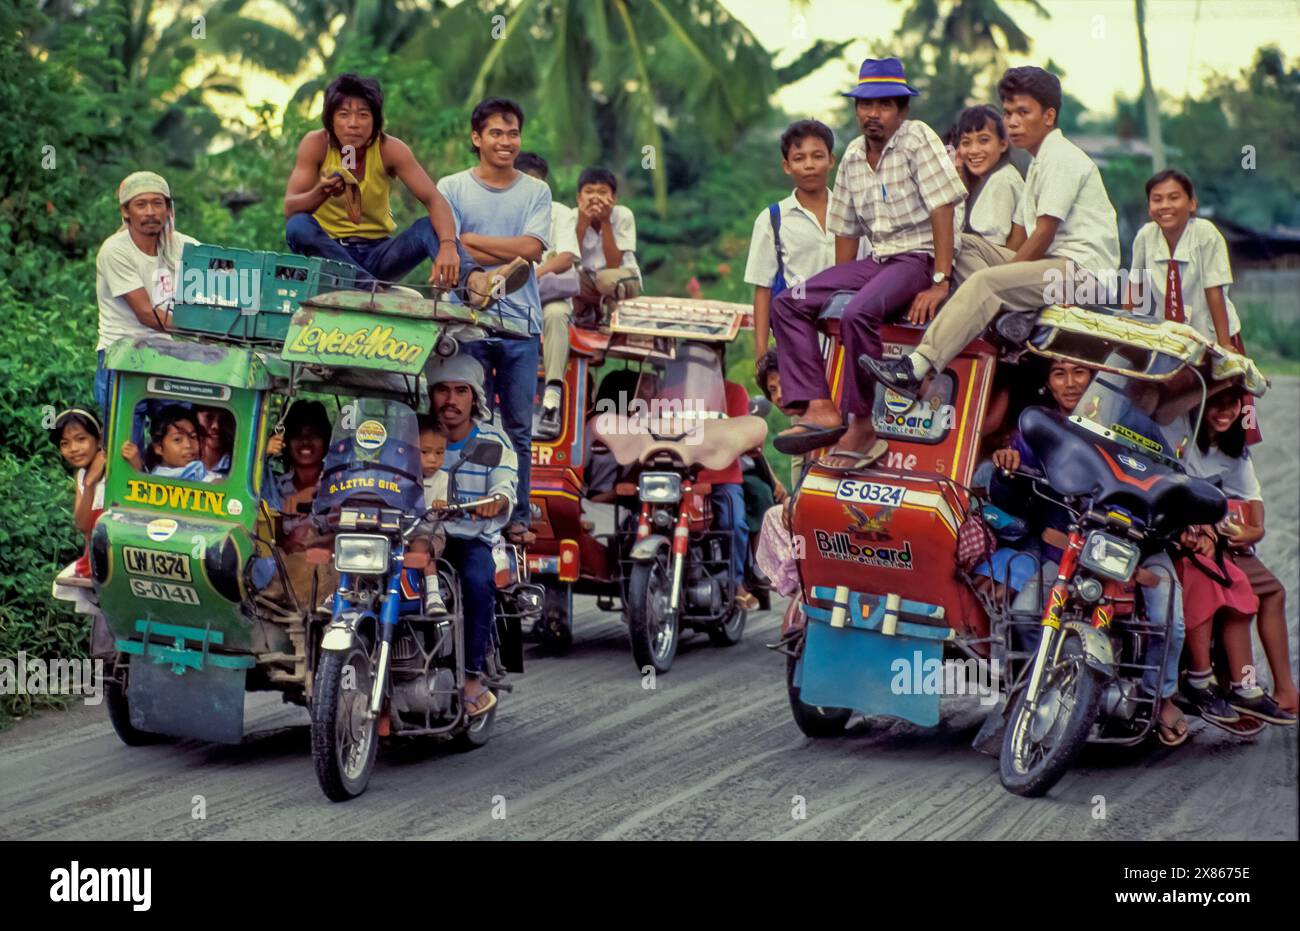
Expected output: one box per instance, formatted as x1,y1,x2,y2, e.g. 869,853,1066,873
3,380,1296,841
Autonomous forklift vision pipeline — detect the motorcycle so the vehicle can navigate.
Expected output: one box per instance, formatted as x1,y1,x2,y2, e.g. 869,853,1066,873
595,339,769,673
307,397,540,800
775,294,1269,797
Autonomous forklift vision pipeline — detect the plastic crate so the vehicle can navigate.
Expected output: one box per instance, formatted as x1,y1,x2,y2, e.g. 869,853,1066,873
173,244,358,344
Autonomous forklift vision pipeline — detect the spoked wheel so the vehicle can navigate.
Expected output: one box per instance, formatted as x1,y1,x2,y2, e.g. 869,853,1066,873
708,604,746,646
104,661,165,747
785,651,852,738
535,583,574,654
626,555,679,674
311,646,380,802
999,633,1103,797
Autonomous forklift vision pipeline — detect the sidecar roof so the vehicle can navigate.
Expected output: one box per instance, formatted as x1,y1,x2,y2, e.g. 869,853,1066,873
105,336,272,391
1029,306,1268,396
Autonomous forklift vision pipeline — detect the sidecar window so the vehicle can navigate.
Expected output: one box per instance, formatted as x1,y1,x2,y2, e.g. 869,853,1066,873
125,399,237,484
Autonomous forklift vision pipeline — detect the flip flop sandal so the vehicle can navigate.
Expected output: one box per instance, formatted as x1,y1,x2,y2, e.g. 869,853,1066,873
1214,715,1267,738
773,422,847,455
464,688,498,718
821,438,889,470
1156,713,1190,747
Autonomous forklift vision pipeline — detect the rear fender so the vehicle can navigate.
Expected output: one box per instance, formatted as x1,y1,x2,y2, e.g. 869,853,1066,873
1062,619,1115,676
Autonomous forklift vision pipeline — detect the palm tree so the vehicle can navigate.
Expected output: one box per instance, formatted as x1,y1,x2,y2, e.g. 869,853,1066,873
397,0,845,215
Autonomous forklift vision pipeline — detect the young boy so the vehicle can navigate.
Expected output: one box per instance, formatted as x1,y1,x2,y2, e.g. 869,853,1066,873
410,414,450,616
437,97,551,544
516,151,582,438
743,120,845,365
574,167,641,310
866,66,1121,397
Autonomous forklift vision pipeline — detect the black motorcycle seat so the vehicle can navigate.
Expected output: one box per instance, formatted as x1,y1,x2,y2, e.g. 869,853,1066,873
1019,406,1225,531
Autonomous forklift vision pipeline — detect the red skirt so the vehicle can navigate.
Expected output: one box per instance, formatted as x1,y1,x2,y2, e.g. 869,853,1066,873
1179,553,1259,630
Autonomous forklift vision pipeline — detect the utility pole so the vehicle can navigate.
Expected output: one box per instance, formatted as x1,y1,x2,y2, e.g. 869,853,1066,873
1135,0,1167,170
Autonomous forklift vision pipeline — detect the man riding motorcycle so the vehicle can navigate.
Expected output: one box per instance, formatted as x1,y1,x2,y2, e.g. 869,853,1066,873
426,353,519,717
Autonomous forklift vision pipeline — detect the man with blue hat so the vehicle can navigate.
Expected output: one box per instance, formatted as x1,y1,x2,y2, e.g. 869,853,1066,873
771,57,965,465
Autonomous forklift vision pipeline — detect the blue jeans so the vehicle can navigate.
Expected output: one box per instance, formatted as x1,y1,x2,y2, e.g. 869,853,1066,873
444,536,495,675
285,213,475,288
462,337,539,527
1139,553,1184,699
710,483,749,581
95,349,112,420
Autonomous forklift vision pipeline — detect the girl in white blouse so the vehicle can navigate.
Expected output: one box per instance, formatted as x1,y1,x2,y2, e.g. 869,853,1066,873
952,105,1026,250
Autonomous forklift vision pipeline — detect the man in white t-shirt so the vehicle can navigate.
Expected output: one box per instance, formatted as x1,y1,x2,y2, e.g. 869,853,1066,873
574,167,641,309
515,153,583,438
866,66,1120,398
95,171,198,412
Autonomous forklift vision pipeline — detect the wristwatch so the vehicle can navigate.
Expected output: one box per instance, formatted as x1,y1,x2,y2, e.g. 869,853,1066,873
932,271,950,287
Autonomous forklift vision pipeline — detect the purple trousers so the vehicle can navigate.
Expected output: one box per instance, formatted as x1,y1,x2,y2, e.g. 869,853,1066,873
771,252,932,417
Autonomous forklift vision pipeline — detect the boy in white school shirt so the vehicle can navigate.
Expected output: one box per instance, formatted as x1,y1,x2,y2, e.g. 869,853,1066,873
1126,169,1240,348
744,120,874,369
866,66,1121,398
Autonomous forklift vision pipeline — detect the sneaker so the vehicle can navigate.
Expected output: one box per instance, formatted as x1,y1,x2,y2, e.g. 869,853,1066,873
1180,679,1241,724
860,354,924,399
1229,690,1298,726
424,585,448,617
538,382,564,439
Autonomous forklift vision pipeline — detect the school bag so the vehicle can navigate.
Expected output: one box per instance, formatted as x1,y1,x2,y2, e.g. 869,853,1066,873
768,202,788,298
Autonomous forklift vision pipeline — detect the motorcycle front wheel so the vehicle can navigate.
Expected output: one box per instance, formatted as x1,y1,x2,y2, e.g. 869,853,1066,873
999,632,1103,797
311,646,380,802
626,555,679,674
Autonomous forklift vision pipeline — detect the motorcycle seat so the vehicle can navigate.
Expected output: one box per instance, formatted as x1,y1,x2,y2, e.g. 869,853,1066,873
1020,407,1225,531
592,414,768,472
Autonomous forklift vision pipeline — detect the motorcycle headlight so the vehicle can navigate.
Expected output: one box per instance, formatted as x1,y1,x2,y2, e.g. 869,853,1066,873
1078,531,1140,583
334,534,390,574
639,472,681,503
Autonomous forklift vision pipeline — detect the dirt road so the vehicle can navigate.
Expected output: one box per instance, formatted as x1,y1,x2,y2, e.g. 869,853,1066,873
3,380,1296,840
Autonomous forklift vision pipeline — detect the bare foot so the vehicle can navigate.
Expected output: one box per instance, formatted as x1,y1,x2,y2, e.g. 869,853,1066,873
785,398,842,431
1272,687,1299,715
838,414,877,452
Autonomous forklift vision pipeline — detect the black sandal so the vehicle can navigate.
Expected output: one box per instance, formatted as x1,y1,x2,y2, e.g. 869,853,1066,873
773,421,847,455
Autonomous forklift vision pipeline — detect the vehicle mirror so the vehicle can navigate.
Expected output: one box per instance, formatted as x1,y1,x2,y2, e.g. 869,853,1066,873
749,396,772,418
464,439,503,468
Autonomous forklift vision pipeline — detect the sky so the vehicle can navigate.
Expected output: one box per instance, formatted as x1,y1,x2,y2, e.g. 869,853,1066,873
741,0,1300,120
219,0,1300,128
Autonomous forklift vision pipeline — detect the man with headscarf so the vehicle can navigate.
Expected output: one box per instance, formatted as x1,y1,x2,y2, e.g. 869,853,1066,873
95,170,198,412
427,353,519,718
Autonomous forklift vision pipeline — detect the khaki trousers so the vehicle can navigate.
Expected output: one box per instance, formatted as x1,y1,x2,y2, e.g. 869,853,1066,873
542,300,572,384
916,233,1072,370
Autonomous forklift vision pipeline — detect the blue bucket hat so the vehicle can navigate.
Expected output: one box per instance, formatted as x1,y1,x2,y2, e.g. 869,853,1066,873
842,57,920,99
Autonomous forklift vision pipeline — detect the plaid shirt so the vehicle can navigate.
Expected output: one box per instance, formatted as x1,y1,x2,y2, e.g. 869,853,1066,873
827,120,966,259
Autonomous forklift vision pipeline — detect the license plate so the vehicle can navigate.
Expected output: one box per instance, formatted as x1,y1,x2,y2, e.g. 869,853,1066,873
123,546,193,582
834,479,906,508
128,578,200,605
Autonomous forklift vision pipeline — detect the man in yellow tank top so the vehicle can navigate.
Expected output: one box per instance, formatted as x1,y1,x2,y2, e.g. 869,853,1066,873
283,74,523,305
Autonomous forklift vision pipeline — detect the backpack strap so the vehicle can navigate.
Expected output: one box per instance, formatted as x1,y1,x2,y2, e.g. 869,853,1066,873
768,202,788,297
